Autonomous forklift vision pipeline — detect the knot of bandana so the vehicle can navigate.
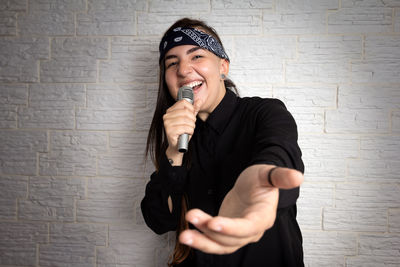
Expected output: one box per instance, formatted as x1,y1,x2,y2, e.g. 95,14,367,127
159,27,230,63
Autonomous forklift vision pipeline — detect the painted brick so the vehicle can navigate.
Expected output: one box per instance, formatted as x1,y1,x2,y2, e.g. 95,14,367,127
50,223,107,245
0,130,47,175
230,36,296,84
0,37,49,82
87,84,146,109
18,11,75,36
108,224,167,248
76,177,143,223
19,177,85,222
18,106,75,129
99,37,158,83
299,134,358,182
303,158,347,182
212,0,274,9
0,0,27,11
76,108,135,130
365,35,400,60
302,231,357,262
77,12,136,36
346,255,400,267
326,108,390,133
0,104,17,128
149,0,209,13
360,136,400,160
347,159,400,183
297,183,334,208
77,0,144,36
339,84,400,110
393,111,400,133
136,105,155,132
40,58,97,83
0,11,16,35
323,207,387,231
342,0,400,8
298,35,362,62
197,10,262,35
0,175,28,219
289,110,325,134
328,7,393,34
39,243,95,267
237,84,272,98
137,13,190,36
297,206,322,230
29,0,86,11
0,175,28,199
87,0,146,11
274,84,337,110
0,222,47,266
389,209,400,233
109,132,146,154
97,245,156,267
0,130,48,152
98,153,146,178
29,84,85,108
352,60,400,83
39,131,107,176
396,8,400,32
52,37,109,59
0,84,28,105
0,199,16,219
335,183,400,209
263,0,338,35
359,233,400,257
286,61,350,83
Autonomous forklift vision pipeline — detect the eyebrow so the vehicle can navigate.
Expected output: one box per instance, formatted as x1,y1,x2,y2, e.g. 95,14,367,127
165,46,203,61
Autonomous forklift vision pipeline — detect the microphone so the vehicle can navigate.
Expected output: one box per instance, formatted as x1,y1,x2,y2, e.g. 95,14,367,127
177,85,194,153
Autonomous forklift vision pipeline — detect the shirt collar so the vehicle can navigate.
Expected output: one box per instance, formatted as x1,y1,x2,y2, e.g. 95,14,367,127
201,89,238,135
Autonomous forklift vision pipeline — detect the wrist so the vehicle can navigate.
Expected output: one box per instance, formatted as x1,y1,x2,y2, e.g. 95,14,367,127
166,146,184,166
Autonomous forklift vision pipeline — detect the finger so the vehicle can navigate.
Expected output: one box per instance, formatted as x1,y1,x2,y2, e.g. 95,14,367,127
265,167,304,189
179,229,239,255
193,97,204,116
168,99,195,113
186,209,252,247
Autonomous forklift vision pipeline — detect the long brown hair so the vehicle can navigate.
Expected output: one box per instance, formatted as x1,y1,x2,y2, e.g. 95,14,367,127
145,17,238,266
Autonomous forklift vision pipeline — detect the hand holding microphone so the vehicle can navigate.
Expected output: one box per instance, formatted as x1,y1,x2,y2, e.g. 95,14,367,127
177,85,194,153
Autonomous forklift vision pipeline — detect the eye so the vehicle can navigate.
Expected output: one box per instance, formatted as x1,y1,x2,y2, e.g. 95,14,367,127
166,61,178,69
192,55,203,60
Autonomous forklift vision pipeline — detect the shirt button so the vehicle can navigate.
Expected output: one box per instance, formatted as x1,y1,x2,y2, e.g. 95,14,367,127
170,172,177,181
207,189,214,195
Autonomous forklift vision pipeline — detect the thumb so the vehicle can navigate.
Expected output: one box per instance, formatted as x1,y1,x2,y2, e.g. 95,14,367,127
193,98,204,116
263,167,304,189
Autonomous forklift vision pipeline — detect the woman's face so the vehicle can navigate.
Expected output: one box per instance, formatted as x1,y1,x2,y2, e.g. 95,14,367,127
164,44,229,121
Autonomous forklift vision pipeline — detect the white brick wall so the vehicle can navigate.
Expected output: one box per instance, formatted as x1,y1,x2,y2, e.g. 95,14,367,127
0,0,399,266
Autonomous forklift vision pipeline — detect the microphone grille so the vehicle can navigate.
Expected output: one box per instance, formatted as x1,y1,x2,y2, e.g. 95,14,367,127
178,85,194,102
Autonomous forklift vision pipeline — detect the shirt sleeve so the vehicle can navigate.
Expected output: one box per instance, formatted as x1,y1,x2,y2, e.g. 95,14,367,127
140,154,188,235
249,98,304,208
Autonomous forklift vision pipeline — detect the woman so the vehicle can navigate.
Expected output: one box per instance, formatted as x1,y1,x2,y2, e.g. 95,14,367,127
141,18,305,267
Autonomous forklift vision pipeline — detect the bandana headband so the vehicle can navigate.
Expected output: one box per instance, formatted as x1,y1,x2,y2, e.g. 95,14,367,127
159,27,230,63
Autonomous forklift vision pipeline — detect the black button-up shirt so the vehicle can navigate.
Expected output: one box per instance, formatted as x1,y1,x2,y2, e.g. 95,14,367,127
141,89,304,267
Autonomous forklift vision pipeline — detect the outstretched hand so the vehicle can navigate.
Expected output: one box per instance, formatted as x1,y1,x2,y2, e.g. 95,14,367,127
179,164,304,254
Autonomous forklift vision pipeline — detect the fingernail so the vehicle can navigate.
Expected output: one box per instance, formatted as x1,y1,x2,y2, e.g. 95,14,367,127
191,217,199,224
183,238,193,245
213,225,222,232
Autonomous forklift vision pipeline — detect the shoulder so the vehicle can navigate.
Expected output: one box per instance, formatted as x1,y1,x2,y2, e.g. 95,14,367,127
237,96,289,117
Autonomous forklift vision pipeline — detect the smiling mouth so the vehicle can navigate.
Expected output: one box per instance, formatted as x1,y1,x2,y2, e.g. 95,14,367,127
184,81,203,90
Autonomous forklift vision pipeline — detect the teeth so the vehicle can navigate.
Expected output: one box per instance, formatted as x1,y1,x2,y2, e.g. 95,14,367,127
184,81,202,89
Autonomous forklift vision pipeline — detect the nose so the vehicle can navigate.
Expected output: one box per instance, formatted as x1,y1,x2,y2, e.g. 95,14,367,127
177,59,192,77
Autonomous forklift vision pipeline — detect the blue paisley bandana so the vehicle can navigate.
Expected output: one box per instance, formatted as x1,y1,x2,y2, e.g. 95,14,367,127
159,27,230,63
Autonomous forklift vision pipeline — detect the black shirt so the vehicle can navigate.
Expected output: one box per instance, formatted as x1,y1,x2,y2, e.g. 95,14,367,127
141,89,304,267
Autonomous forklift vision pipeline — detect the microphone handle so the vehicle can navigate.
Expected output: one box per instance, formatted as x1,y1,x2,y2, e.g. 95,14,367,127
178,133,189,153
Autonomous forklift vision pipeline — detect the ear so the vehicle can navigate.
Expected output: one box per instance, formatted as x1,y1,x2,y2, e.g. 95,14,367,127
219,58,229,77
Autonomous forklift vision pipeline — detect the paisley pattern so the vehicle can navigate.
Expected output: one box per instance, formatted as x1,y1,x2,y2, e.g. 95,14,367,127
159,27,230,63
